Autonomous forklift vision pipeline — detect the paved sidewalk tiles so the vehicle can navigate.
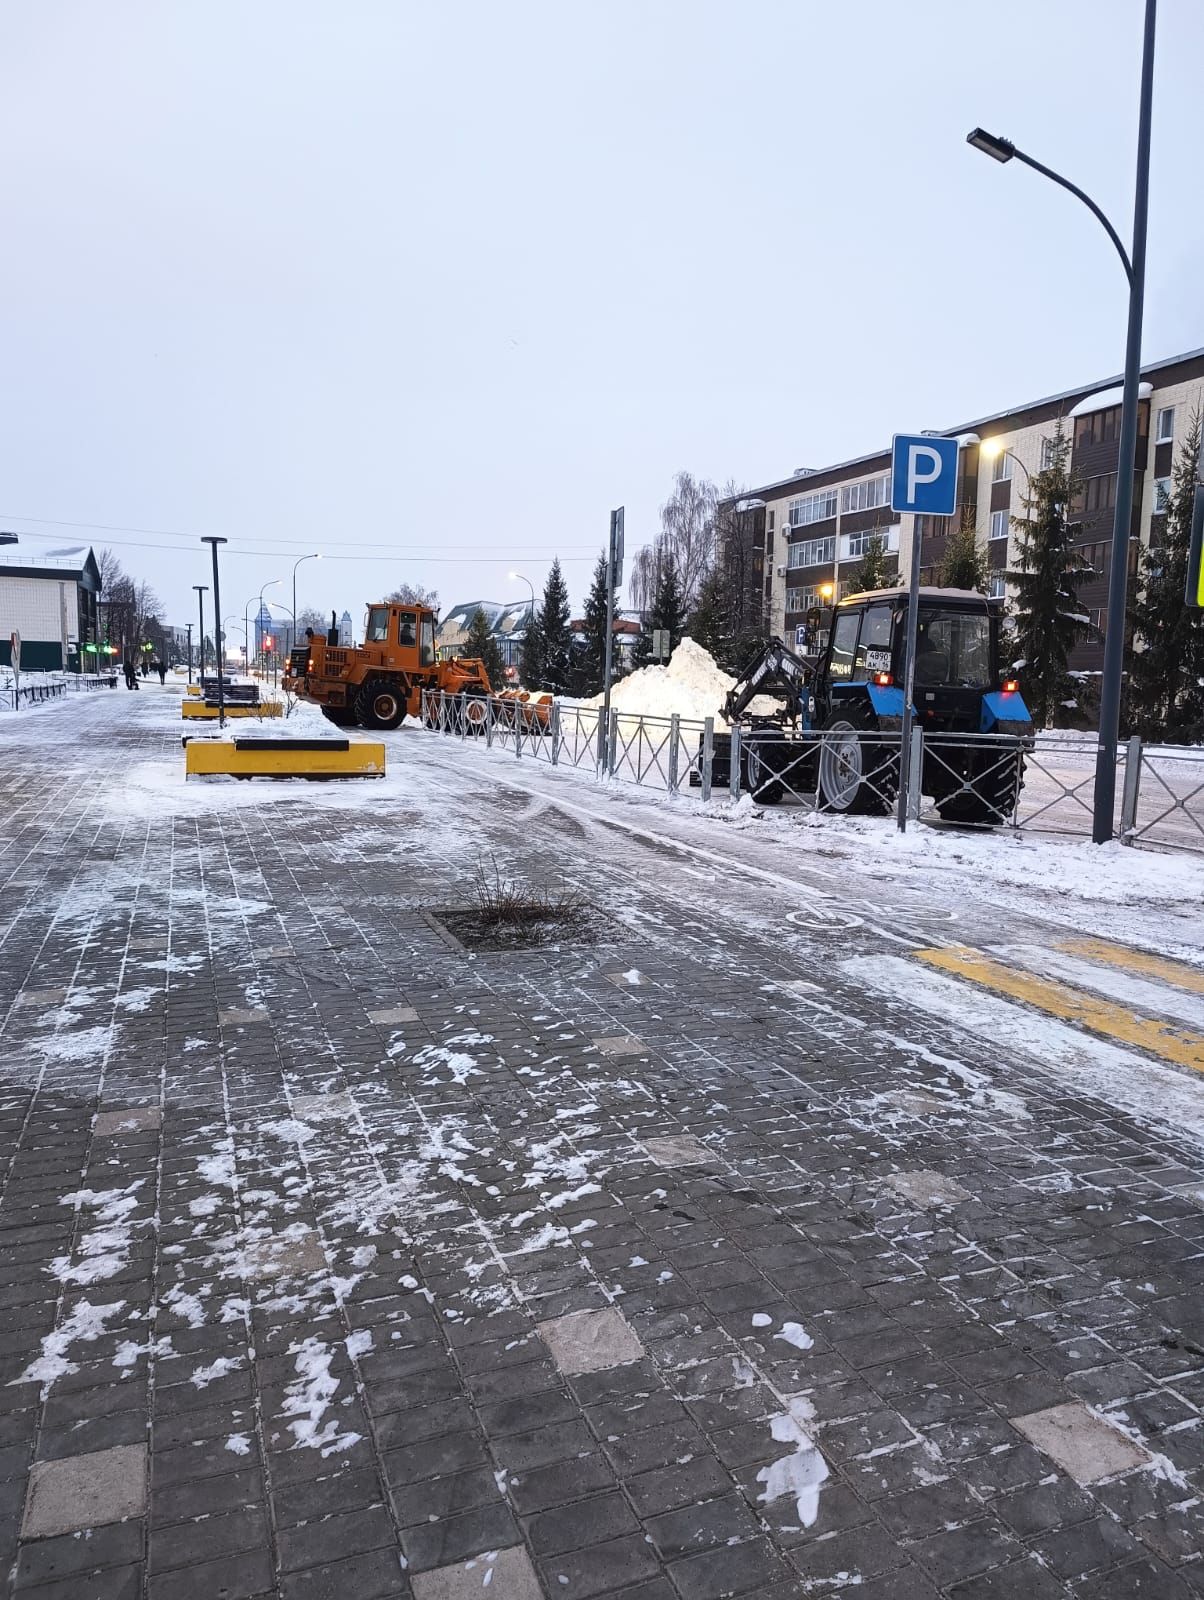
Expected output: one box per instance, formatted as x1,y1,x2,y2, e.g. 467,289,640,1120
2,696,1204,1596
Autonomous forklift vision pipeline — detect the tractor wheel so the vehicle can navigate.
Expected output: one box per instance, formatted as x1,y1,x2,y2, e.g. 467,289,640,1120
321,706,357,728
818,707,898,815
744,740,786,805
936,753,1026,826
356,678,406,731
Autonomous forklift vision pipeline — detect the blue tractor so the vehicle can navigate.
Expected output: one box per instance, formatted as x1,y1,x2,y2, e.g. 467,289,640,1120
714,587,1034,823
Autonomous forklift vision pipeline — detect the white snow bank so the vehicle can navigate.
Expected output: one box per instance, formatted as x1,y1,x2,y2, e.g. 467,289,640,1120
576,638,772,727
820,818,1204,910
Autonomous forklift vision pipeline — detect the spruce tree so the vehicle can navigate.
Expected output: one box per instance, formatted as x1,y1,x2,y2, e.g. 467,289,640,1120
519,611,544,688
577,550,615,697
852,532,893,592
465,607,506,691
939,510,989,592
537,558,573,692
649,557,686,657
687,569,727,663
1007,421,1090,728
1128,404,1204,741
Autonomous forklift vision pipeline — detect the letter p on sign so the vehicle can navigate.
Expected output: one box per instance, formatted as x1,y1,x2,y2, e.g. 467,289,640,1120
891,433,959,517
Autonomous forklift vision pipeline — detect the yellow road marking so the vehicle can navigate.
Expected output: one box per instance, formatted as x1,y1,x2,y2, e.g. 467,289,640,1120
1055,937,1204,997
916,945,1204,1074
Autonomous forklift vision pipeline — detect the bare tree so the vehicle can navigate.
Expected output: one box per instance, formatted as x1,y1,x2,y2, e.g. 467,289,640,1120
385,582,440,611
630,471,718,614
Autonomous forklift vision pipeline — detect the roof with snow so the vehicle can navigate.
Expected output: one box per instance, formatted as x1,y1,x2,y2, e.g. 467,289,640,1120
0,543,100,589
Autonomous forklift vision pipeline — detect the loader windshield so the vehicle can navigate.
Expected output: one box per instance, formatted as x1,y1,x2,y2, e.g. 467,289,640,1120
912,608,992,688
366,606,390,643
420,615,435,667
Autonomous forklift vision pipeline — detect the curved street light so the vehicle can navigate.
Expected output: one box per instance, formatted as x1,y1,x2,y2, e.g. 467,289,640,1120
966,0,1156,843
292,554,320,650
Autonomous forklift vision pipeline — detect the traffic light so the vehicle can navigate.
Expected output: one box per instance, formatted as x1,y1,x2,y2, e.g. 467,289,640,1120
1187,484,1204,609
264,636,274,653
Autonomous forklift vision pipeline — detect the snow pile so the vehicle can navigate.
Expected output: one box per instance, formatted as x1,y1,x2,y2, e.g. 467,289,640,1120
579,638,763,726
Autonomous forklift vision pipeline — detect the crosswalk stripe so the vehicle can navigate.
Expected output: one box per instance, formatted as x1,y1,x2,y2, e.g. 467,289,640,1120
915,945,1204,1075
1004,944,1204,1032
1055,936,1204,996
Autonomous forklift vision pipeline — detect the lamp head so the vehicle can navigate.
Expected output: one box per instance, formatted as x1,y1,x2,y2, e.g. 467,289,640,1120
967,128,1015,163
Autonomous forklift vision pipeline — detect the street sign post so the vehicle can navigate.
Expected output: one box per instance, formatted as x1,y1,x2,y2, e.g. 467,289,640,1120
651,628,670,662
9,630,20,707
891,434,960,833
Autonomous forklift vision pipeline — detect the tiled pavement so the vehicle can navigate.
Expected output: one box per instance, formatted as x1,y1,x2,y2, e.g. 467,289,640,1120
2,693,1204,1597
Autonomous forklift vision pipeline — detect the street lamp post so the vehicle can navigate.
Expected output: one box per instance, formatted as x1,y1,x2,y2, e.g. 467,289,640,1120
186,622,193,683
508,572,535,676
255,579,281,674
966,0,1155,843
267,600,295,691
200,539,228,728
292,554,320,658
192,585,208,682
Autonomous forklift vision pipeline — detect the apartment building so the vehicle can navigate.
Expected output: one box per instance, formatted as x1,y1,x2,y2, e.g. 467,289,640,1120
732,345,1204,672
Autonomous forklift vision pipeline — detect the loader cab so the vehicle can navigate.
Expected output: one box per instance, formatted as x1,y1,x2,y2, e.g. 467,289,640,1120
362,604,438,669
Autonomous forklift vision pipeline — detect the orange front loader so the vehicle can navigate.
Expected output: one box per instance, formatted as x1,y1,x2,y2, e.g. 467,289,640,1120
283,603,491,730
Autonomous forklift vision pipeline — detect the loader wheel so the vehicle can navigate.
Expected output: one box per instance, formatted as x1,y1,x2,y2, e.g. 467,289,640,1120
744,740,785,806
356,678,406,731
818,707,898,815
936,753,1026,826
321,706,357,728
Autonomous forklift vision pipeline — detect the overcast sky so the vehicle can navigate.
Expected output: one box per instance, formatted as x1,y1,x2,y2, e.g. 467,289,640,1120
2,1,1201,630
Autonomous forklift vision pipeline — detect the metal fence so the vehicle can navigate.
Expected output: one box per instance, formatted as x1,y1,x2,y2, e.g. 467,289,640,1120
1120,738,1204,854
4,673,119,710
5,681,66,710
419,690,1204,852
421,691,715,796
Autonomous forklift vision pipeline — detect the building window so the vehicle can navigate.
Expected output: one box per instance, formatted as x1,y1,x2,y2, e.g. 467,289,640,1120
988,574,1006,600
991,449,1013,483
1074,405,1121,449
1073,472,1117,514
1040,436,1058,470
788,535,836,569
989,510,1009,541
767,509,775,532
1156,406,1175,444
788,488,838,527
1153,476,1171,512
785,584,830,614
840,473,892,514
841,525,899,560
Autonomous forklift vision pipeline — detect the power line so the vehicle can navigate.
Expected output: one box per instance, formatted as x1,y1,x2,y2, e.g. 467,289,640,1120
1,525,593,562
0,511,590,557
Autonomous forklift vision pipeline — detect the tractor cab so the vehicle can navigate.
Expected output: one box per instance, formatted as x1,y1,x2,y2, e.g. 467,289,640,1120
815,588,1010,729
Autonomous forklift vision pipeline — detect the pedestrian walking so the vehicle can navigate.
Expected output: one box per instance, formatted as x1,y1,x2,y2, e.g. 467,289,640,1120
156,659,167,685
123,656,140,690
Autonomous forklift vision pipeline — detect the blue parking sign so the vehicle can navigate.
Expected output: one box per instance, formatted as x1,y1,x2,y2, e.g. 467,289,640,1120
891,434,959,516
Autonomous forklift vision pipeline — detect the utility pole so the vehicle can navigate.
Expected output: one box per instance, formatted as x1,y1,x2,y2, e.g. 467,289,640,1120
599,508,624,769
